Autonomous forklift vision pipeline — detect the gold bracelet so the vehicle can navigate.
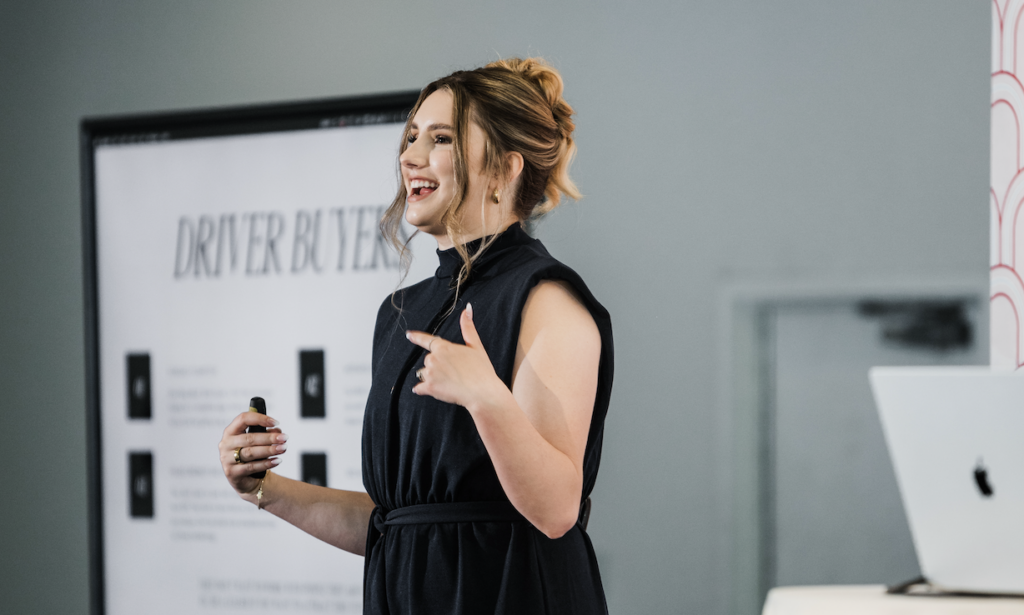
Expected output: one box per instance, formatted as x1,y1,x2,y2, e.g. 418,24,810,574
256,473,268,511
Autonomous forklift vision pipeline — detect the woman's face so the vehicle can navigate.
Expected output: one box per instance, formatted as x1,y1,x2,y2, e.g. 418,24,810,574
400,89,509,248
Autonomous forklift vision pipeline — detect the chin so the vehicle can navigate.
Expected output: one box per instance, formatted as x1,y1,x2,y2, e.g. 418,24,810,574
405,210,442,237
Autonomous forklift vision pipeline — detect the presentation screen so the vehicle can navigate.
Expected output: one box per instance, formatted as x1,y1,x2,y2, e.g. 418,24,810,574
81,93,434,614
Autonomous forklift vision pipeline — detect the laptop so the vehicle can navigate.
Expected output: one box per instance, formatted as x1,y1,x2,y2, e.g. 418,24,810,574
869,366,1024,595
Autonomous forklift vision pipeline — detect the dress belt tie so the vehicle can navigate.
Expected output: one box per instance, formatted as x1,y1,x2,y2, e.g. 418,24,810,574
370,498,593,536
372,501,526,535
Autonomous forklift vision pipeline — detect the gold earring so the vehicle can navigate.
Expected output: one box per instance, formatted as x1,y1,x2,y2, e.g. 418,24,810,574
491,189,500,204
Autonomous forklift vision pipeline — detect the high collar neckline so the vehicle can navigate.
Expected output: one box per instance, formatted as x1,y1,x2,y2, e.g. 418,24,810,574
435,223,532,280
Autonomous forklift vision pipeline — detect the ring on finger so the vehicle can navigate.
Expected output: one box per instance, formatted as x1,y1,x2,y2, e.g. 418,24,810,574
416,368,425,382
233,447,243,464
427,338,435,352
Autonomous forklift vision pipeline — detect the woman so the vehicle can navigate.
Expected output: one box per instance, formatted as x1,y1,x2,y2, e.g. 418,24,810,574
219,57,614,614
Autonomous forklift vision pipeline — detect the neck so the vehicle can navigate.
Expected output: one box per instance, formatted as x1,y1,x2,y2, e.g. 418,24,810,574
432,217,519,250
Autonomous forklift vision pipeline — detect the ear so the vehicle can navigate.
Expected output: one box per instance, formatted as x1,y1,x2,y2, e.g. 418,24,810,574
505,151,525,184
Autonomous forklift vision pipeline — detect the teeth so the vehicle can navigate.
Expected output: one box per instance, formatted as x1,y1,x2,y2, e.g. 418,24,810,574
410,179,439,190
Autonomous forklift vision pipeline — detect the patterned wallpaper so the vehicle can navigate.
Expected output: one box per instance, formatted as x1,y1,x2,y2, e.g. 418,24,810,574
991,0,1024,369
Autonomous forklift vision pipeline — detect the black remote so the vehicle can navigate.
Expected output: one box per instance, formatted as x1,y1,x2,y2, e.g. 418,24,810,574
247,396,267,479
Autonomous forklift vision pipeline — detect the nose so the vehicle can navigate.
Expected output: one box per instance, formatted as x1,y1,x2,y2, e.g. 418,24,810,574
400,135,427,169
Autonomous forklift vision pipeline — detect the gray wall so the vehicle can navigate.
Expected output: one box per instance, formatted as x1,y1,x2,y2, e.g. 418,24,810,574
0,1,990,613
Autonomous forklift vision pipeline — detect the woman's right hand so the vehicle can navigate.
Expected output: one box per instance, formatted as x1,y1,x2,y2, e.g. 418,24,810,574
218,411,288,497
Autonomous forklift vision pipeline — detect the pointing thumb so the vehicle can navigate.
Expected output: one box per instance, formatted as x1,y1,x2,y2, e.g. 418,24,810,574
460,303,483,349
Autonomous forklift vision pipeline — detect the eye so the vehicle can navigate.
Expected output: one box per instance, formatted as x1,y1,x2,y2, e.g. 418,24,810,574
406,133,418,144
434,134,452,145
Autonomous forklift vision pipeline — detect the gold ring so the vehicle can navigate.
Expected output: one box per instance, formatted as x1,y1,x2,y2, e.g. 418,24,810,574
416,368,425,382
233,447,243,464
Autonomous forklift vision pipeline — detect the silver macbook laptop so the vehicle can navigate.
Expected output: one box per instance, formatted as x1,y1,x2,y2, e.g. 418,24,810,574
869,366,1024,595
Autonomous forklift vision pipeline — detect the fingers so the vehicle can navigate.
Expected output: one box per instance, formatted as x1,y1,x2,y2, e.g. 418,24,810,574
223,430,288,451
227,456,281,477
411,362,428,395
220,439,286,476
411,378,430,397
222,411,279,437
241,411,279,429
406,330,442,352
407,304,492,403
219,412,285,498
407,303,478,352
459,303,482,348
237,442,288,464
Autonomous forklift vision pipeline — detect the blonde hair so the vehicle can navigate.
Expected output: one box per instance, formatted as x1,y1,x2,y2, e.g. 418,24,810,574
380,57,581,288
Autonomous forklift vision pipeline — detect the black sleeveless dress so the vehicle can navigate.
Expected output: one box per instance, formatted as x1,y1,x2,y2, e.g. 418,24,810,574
361,224,614,615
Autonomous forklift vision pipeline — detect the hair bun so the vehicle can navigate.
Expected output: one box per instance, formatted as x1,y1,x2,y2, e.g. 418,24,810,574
482,57,581,215
487,58,570,127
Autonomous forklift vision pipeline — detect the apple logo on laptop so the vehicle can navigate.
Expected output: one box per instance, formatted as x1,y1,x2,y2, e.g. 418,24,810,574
974,458,994,498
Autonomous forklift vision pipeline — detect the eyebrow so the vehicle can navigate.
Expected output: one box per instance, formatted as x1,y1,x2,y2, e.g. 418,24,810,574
409,122,455,132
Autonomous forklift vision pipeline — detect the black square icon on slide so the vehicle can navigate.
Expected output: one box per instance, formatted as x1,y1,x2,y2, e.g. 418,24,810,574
126,353,151,419
302,453,327,487
300,350,325,418
129,451,154,518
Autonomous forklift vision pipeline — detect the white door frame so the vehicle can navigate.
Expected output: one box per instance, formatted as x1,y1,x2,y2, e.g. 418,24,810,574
715,275,987,615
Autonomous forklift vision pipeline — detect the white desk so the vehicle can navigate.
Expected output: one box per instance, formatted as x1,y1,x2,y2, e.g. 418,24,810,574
763,585,1024,614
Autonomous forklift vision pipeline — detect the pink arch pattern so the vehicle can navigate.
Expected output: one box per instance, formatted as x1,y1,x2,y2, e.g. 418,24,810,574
991,0,1024,369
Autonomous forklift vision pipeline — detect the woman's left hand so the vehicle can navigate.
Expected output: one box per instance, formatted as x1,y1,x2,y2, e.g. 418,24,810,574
406,303,509,410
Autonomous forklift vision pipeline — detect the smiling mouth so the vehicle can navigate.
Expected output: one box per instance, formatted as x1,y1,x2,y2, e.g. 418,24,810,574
410,179,439,197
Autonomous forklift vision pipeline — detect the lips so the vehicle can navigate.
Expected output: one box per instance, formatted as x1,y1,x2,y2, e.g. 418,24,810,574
409,178,439,197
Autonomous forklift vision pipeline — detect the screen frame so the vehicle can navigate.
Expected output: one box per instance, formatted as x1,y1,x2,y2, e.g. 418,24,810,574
80,90,420,615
